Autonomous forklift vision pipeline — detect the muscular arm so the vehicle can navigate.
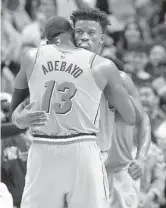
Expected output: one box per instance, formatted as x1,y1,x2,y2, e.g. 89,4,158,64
6,52,32,133
102,60,136,125
11,88,29,115
10,50,36,114
121,72,151,160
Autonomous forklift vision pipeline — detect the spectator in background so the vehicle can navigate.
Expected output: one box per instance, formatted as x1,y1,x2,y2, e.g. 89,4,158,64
148,0,166,29
39,0,57,20
151,72,166,98
139,140,166,208
56,0,87,20
160,91,166,115
21,11,46,49
157,60,166,80
25,0,41,20
124,43,149,75
1,131,32,208
152,25,166,48
101,32,116,59
1,0,28,79
145,44,166,78
96,0,110,15
21,0,87,48
139,83,166,162
101,31,124,71
117,18,144,52
117,18,150,77
1,11,22,66
3,0,31,32
1,93,32,208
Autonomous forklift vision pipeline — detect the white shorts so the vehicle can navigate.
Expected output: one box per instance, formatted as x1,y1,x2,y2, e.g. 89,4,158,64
21,139,109,208
107,169,140,208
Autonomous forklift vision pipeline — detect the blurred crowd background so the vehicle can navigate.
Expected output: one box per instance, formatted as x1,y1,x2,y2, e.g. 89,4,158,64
1,0,166,207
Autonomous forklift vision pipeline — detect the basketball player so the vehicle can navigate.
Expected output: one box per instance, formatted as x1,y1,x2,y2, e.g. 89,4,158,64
69,8,151,208
11,15,136,208
70,7,150,167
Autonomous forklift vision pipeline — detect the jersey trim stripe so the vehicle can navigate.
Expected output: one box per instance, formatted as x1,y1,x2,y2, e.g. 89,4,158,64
28,48,40,83
34,48,40,65
89,53,97,69
94,103,100,124
89,53,94,65
32,132,96,139
32,135,97,145
100,155,109,201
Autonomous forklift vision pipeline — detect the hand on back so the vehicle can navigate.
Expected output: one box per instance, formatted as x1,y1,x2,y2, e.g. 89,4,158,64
12,99,48,129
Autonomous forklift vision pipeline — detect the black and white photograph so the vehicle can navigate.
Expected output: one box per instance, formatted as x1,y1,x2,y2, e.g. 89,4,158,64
1,0,166,208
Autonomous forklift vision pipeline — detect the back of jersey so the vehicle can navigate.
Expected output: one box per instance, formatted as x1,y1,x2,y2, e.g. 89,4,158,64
28,45,102,141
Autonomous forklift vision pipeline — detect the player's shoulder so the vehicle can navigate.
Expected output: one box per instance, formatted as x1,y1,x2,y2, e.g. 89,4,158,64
96,55,112,64
20,48,40,73
80,48,95,58
119,71,130,81
23,48,39,62
119,71,139,99
119,71,134,87
94,55,117,71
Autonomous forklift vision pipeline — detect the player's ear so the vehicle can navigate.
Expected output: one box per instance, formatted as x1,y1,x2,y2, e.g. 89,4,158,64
99,34,105,45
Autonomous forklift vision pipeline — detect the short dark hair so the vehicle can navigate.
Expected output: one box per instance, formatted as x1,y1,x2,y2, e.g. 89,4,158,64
70,8,110,33
45,16,73,41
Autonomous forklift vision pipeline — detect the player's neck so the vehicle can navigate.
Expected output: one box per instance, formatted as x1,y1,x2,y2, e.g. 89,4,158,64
60,34,77,50
60,41,76,50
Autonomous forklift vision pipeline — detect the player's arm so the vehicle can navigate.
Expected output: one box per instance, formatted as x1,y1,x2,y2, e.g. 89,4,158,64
11,49,48,129
10,52,32,115
101,60,136,125
6,52,31,134
121,72,151,161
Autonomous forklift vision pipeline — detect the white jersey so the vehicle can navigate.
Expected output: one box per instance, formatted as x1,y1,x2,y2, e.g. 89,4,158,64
28,45,102,141
0,183,13,208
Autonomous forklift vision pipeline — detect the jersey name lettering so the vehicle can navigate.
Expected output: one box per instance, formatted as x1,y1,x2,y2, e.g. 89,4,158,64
42,61,83,78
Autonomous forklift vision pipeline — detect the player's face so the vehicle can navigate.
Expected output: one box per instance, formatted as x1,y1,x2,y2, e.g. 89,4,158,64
74,20,104,53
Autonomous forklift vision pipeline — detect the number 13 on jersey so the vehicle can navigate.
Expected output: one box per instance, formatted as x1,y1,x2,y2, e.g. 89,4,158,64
41,80,77,114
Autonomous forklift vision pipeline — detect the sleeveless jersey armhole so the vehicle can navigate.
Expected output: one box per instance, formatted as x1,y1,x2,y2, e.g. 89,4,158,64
89,53,102,125
27,48,40,83
89,53,97,69
89,53,105,91
94,103,100,124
